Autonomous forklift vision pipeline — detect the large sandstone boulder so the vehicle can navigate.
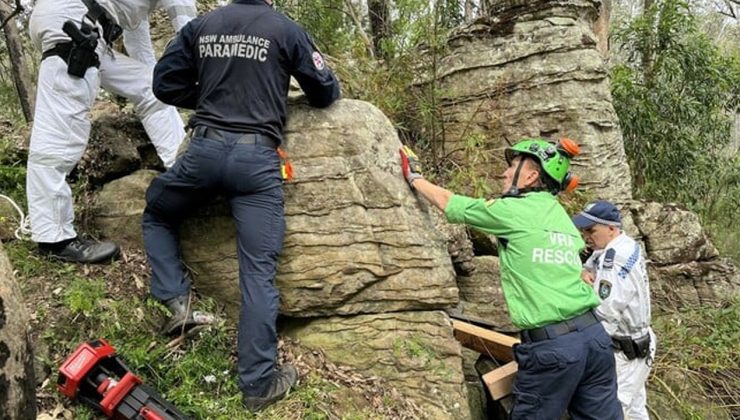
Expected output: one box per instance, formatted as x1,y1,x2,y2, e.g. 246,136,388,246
0,201,19,242
79,104,166,186
649,259,740,309
630,201,738,309
177,99,459,317
93,170,159,248
283,311,470,419
631,201,719,265
412,0,632,202
0,242,36,419
93,101,460,318
455,256,514,331
430,210,476,276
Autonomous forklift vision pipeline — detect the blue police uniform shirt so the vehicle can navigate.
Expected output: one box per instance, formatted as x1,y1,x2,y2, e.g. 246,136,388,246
152,0,340,143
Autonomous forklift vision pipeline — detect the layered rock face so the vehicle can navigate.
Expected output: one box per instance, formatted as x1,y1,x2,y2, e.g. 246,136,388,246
0,242,36,419
631,202,740,309
413,0,632,202
93,99,470,418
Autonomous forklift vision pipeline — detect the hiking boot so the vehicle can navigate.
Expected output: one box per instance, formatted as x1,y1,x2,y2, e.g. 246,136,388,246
39,238,119,264
242,364,298,413
161,294,216,336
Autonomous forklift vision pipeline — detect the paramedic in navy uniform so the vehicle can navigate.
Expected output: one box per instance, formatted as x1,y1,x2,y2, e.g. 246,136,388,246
143,0,340,412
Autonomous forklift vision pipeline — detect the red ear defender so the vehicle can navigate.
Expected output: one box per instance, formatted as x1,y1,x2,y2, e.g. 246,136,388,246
557,138,581,158
563,173,579,193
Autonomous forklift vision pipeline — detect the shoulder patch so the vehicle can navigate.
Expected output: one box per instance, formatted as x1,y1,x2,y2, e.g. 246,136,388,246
602,248,616,270
312,51,325,70
598,280,612,299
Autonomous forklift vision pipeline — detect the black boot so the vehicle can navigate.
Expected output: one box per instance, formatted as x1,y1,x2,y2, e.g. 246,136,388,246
39,238,119,264
162,294,199,336
161,294,216,336
242,364,298,413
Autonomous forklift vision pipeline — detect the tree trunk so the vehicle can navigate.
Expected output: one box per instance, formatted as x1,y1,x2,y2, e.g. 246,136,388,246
0,3,35,124
464,0,476,21
641,0,655,77
593,0,611,57
367,0,390,59
0,242,37,420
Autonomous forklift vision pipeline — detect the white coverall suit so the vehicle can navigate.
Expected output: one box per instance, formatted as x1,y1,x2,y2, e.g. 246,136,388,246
26,0,196,243
585,233,657,420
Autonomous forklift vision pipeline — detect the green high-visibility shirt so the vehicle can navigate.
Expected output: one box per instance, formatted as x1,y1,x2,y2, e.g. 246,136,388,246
445,191,599,329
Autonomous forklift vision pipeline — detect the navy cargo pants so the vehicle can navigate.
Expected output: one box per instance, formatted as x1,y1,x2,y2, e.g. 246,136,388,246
142,126,285,397
512,317,623,419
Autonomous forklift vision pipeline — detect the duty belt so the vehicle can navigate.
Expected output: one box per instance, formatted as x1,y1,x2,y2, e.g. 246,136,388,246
520,310,599,343
42,42,100,68
193,126,279,149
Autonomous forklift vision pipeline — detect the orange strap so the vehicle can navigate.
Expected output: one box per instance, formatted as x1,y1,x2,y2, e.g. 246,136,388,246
277,147,293,181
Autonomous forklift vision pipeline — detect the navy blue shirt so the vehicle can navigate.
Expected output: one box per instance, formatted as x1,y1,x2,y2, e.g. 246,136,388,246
153,0,340,143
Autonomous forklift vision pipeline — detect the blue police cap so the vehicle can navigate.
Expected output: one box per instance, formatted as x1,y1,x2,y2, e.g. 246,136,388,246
572,200,622,229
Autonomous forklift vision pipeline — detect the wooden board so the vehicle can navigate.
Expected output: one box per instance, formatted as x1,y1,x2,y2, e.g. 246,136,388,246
482,361,518,400
451,320,520,362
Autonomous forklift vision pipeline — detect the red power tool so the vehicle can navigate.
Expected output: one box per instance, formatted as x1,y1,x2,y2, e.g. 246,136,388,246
58,339,190,420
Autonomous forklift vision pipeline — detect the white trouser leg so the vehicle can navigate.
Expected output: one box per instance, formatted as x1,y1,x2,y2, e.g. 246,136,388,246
158,0,198,31
99,52,185,168
27,57,100,243
123,19,157,68
616,329,656,420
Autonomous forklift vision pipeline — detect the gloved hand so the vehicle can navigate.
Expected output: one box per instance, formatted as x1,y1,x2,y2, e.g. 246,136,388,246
399,145,424,188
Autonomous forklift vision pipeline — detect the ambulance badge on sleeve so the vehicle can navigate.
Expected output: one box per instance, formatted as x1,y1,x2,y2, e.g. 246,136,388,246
312,51,325,70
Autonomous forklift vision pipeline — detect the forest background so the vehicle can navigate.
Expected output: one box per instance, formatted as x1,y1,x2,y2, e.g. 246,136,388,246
0,0,738,418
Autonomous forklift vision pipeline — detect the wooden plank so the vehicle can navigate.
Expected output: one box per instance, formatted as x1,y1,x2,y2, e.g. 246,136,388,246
482,361,518,400
451,320,520,362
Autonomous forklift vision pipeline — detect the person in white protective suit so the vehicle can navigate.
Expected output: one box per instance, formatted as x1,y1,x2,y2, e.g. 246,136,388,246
575,200,657,420
26,0,196,263
122,0,197,67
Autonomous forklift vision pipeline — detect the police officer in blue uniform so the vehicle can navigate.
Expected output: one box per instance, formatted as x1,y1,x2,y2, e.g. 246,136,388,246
143,0,340,412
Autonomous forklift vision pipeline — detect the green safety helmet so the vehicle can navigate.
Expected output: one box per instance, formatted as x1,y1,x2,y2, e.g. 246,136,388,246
504,138,581,195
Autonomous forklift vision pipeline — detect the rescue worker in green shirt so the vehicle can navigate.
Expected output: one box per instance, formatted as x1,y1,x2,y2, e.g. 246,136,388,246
399,139,622,419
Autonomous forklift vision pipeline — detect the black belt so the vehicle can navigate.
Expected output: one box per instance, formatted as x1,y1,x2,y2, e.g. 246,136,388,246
193,126,279,149
42,42,100,68
520,310,599,343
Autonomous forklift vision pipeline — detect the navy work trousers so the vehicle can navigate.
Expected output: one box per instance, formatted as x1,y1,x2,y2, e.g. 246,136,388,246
142,128,285,397
511,321,623,419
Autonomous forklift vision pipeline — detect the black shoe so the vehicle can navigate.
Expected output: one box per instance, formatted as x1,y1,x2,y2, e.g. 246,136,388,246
39,238,119,264
243,364,298,413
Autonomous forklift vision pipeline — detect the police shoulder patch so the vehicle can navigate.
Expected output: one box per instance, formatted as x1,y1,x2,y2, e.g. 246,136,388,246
602,248,616,270
598,280,612,299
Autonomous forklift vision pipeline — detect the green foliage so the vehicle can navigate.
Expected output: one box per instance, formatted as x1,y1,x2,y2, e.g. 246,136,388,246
0,83,25,123
611,0,740,261
64,277,107,316
654,298,740,371
611,0,740,203
651,298,740,417
4,239,394,419
444,133,497,197
279,0,456,132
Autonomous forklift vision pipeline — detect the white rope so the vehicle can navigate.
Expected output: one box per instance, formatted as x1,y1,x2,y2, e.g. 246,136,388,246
0,194,32,240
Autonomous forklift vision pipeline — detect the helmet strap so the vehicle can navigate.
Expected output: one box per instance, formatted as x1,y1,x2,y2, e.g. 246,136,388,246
504,156,526,196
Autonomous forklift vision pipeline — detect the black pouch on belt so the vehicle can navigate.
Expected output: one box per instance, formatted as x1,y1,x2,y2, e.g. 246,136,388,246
633,333,651,359
62,20,100,78
612,335,638,360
